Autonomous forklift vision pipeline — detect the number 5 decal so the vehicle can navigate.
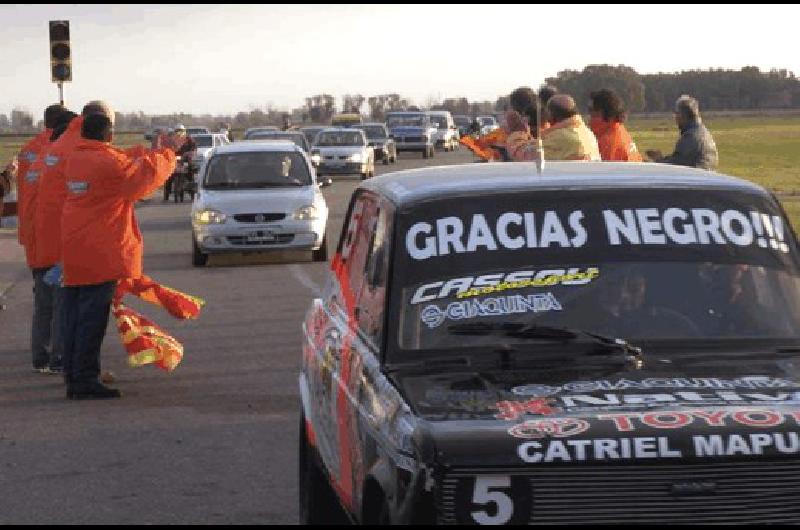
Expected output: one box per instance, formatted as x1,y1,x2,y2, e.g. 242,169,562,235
471,476,514,525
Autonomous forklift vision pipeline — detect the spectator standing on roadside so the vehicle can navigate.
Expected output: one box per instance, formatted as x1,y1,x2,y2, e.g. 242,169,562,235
60,112,176,400
161,124,195,201
24,109,78,374
588,88,642,161
0,157,16,226
14,104,64,240
506,94,600,161
646,95,719,170
538,85,558,127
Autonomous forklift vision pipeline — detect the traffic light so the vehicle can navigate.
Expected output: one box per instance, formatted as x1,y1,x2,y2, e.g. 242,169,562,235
49,20,71,83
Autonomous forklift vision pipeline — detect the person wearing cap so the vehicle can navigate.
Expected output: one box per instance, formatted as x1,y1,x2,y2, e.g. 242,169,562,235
60,113,176,399
646,95,718,170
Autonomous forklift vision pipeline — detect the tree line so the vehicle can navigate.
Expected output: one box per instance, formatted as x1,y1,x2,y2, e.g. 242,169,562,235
3,65,799,133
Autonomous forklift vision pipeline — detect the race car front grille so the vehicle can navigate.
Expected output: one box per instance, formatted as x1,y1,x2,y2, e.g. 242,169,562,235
233,213,285,223
437,460,800,524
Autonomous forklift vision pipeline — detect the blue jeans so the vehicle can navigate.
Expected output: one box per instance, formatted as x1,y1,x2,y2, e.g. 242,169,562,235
60,281,116,390
31,268,63,368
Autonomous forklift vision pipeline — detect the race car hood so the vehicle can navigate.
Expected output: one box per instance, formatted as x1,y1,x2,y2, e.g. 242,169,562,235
393,349,800,467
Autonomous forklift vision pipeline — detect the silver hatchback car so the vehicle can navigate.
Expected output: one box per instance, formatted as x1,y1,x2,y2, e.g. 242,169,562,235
190,141,331,266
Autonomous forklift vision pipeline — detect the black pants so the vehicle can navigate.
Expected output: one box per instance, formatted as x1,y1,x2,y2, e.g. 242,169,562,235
61,281,116,390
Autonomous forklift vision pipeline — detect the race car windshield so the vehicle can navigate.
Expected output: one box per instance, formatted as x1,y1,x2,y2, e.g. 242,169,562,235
193,136,213,147
316,131,364,146
204,152,311,189
392,189,800,355
357,126,387,139
387,115,425,127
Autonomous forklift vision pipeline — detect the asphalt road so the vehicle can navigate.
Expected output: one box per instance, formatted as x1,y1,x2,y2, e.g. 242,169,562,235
0,146,476,524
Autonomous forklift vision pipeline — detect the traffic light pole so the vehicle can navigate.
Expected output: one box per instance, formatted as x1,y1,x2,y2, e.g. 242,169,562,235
58,82,64,105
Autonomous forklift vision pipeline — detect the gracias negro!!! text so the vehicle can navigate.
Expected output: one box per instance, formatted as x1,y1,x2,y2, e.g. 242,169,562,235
405,208,791,260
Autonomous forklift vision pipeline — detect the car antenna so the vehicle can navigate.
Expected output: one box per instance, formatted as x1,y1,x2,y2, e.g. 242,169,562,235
535,96,545,176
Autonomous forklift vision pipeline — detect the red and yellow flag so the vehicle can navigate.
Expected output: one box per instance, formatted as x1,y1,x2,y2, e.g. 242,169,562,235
459,128,509,161
112,275,205,371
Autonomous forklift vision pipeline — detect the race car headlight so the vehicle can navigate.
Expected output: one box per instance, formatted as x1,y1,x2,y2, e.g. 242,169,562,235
349,153,363,163
294,205,318,221
387,406,419,459
194,209,226,224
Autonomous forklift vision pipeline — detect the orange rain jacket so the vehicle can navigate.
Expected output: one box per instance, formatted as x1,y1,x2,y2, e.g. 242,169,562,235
589,117,642,162
20,155,49,266
61,139,176,287
30,118,84,269
15,129,51,247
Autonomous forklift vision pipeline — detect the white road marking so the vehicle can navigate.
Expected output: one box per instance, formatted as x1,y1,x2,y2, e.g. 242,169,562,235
288,264,323,297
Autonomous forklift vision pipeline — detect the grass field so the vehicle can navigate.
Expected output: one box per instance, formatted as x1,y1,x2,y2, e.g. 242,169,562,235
2,116,800,225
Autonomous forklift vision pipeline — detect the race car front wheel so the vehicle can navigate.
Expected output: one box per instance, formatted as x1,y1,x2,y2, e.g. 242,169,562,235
299,414,349,525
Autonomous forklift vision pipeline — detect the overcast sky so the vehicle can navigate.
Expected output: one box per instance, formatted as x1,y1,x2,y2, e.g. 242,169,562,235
1,4,798,117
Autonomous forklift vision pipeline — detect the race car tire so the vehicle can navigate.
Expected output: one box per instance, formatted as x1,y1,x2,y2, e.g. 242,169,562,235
299,414,349,525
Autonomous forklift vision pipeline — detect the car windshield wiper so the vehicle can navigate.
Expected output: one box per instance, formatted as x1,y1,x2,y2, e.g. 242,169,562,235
447,322,644,369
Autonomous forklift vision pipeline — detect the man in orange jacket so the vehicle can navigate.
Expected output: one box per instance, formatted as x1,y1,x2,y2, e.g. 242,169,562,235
588,88,642,162
24,109,77,373
15,104,64,248
60,112,176,399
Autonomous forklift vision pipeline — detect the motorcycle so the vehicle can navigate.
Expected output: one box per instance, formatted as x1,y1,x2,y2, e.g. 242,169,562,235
165,153,197,203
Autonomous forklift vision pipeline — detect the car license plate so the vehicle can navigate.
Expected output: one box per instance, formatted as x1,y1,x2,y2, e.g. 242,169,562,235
246,230,276,243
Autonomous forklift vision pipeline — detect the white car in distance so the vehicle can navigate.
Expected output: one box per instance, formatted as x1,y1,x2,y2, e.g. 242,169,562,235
191,141,331,266
477,115,500,136
243,126,279,139
192,133,230,162
427,110,459,151
311,128,375,180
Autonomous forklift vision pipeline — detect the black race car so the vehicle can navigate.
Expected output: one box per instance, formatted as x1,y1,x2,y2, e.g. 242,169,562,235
300,162,800,524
